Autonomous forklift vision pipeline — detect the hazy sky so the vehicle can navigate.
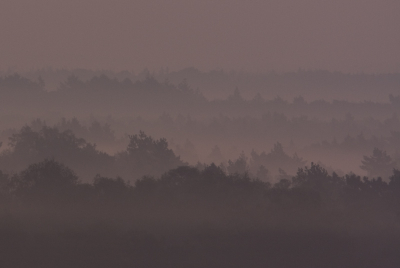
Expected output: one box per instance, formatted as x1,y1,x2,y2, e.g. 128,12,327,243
0,0,399,73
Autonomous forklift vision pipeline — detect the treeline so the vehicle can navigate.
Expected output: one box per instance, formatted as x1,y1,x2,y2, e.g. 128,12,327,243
1,126,400,211
1,158,400,226
0,126,184,181
12,67,400,101
0,124,307,181
1,73,400,121
1,157,400,215
160,67,400,102
2,121,400,180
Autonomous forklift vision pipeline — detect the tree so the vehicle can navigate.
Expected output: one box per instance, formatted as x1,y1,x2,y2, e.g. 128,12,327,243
14,159,78,202
256,165,269,181
2,125,114,181
227,152,248,175
0,170,10,201
389,169,400,193
93,175,130,201
227,87,244,104
250,142,306,179
360,148,396,179
292,162,329,189
123,131,184,178
291,163,345,205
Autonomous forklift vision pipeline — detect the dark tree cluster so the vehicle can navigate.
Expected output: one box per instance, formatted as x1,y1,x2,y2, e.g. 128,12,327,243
1,157,400,212
0,73,44,92
0,147,399,267
249,143,306,180
0,126,184,182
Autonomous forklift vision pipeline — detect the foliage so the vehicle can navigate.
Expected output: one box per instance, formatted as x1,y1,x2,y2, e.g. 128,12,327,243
93,174,130,202
227,152,249,175
12,159,78,202
0,159,399,215
0,125,114,180
360,148,396,179
250,142,306,179
118,131,184,179
0,73,44,92
0,171,11,201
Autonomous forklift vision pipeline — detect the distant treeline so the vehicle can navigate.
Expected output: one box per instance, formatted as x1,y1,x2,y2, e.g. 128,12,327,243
1,121,400,180
1,73,400,121
9,67,400,101
0,124,305,181
2,72,400,177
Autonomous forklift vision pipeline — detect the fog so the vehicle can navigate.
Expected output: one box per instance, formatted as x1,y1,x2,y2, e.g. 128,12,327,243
1,1,400,73
1,71,400,178
1,1,400,267
0,72,400,267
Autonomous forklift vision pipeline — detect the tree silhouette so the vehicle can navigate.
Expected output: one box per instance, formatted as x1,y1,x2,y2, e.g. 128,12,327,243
389,169,400,196
0,170,10,201
256,165,269,181
13,159,78,202
93,175,130,202
2,125,113,180
292,162,329,189
360,148,396,179
121,131,184,179
250,142,306,179
227,152,248,175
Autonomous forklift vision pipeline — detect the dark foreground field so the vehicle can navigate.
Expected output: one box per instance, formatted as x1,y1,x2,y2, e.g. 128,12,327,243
1,161,400,267
2,230,400,268
1,202,399,268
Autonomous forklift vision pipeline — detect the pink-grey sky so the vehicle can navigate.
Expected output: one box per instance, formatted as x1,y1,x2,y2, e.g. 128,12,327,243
0,0,399,73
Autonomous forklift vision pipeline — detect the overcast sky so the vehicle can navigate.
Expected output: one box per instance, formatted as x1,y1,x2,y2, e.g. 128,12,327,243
0,0,399,73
